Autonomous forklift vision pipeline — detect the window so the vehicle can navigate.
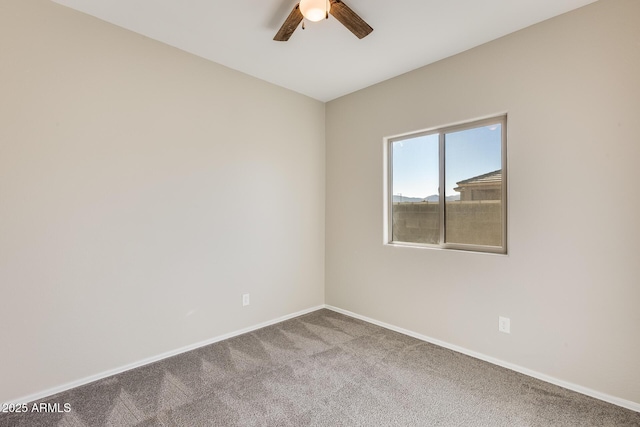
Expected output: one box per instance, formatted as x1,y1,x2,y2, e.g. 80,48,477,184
386,116,506,253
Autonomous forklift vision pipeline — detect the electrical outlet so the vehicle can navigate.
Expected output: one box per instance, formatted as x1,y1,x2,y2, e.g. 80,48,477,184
498,316,510,334
242,294,250,307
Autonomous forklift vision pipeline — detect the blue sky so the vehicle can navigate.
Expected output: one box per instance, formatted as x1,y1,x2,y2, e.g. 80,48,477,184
392,124,502,198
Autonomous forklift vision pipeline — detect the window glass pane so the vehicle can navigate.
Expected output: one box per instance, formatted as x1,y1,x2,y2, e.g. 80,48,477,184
391,134,439,244
444,123,503,246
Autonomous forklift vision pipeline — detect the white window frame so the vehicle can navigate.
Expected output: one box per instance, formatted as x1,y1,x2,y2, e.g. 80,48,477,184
384,115,507,254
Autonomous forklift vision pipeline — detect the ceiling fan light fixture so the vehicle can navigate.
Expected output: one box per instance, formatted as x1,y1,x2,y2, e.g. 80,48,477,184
299,0,330,22
273,0,372,41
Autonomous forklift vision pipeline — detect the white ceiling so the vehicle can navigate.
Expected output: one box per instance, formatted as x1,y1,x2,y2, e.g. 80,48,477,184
51,0,597,102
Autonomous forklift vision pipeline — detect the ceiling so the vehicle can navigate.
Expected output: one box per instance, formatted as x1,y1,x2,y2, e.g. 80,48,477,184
51,0,597,102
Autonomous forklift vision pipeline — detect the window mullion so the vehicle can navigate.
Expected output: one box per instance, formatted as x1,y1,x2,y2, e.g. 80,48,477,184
439,132,446,246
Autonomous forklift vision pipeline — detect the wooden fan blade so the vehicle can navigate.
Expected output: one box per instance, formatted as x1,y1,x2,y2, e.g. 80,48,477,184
329,0,373,39
274,4,303,41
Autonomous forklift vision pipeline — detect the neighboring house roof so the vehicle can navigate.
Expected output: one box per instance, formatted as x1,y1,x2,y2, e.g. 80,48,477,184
453,170,502,200
455,170,502,186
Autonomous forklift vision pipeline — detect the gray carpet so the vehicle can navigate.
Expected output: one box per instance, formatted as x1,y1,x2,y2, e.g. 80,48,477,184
1,309,639,426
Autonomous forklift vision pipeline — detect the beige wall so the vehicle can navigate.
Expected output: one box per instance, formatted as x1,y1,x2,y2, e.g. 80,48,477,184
0,0,325,403
326,0,640,406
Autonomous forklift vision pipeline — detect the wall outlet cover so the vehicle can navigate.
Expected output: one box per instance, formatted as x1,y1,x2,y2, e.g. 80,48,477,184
499,316,510,334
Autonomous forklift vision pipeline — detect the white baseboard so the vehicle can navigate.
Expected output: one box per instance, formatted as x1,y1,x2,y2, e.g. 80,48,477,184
4,305,324,406
324,304,640,413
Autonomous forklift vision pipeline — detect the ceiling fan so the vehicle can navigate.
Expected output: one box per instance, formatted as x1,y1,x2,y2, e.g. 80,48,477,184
274,0,373,41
